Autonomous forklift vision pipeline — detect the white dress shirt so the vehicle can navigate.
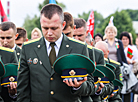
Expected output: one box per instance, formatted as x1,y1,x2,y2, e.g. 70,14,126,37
45,34,63,57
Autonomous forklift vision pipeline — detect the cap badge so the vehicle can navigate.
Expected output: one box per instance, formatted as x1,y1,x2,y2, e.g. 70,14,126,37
69,70,76,76
9,76,15,82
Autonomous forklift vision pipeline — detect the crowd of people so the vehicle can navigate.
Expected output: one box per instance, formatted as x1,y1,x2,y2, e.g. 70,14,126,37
0,3,138,102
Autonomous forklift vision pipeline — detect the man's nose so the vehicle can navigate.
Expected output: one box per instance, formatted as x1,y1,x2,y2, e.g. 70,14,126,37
74,36,79,40
47,29,52,35
3,39,8,44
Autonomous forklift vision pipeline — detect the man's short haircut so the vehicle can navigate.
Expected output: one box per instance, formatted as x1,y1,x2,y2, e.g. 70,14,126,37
0,21,17,34
40,4,64,24
63,12,74,30
119,31,131,45
16,27,27,41
95,41,108,51
74,18,87,31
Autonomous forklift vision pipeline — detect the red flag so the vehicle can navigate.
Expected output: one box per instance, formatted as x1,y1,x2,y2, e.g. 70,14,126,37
87,10,94,38
0,1,8,22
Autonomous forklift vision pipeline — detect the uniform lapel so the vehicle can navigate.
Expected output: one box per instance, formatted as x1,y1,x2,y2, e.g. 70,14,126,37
34,37,51,74
51,34,72,75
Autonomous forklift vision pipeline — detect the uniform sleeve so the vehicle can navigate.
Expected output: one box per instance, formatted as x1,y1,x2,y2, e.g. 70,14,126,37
98,50,105,65
71,73,95,96
99,82,114,97
17,45,30,102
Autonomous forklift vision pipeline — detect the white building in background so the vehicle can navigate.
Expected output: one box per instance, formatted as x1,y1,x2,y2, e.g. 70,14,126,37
132,21,138,36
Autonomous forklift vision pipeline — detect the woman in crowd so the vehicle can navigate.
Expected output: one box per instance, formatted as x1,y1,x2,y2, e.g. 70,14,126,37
120,32,138,75
93,33,103,44
31,27,42,39
120,31,138,102
104,25,127,66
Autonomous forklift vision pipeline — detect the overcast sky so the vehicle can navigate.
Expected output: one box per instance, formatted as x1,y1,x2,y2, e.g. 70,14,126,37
1,0,138,27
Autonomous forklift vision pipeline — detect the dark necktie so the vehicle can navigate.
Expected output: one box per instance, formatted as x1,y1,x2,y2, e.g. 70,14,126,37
49,42,56,66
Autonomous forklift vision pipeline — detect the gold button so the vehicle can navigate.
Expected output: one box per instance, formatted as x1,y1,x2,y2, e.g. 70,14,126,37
51,66,53,68
50,77,53,80
51,91,54,95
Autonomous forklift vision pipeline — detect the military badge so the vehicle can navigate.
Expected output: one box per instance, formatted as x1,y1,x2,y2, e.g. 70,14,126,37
27,58,32,64
33,58,38,64
69,70,76,76
9,76,15,82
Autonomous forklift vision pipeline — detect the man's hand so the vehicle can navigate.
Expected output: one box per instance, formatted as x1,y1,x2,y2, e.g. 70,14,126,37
63,77,87,88
7,82,17,96
109,93,114,98
95,82,104,93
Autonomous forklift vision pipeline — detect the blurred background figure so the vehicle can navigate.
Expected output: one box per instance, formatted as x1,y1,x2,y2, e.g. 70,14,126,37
63,12,76,38
15,27,28,47
85,32,94,46
104,25,127,66
93,33,103,44
120,31,138,75
31,27,42,39
135,37,138,50
120,31,138,102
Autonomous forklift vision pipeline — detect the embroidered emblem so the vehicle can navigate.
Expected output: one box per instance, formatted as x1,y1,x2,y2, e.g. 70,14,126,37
9,76,15,82
33,58,38,64
27,58,32,64
69,70,76,76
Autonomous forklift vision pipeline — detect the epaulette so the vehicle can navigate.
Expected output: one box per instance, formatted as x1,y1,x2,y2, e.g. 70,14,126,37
0,46,14,52
24,38,40,45
87,45,102,51
68,37,85,45
110,59,121,65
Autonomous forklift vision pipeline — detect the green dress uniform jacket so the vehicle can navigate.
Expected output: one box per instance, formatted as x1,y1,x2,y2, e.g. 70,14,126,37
0,47,18,102
17,34,95,102
15,45,21,61
82,45,105,102
105,58,122,102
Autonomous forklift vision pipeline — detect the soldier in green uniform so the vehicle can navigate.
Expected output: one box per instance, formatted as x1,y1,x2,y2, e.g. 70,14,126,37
0,22,21,61
95,41,122,102
17,4,95,102
73,18,114,102
15,27,28,47
0,46,18,102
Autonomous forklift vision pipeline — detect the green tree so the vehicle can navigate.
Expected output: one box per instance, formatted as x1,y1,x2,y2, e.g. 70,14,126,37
96,10,136,43
124,9,138,21
23,0,66,39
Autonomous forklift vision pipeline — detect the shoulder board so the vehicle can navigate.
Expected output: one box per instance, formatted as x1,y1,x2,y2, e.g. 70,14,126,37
68,37,85,45
24,38,40,45
110,59,121,65
104,58,108,61
0,46,14,52
87,45,102,51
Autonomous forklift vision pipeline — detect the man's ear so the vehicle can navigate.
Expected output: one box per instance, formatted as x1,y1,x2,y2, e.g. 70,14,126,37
74,25,76,30
86,30,89,36
62,21,66,30
25,38,28,42
15,33,19,39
